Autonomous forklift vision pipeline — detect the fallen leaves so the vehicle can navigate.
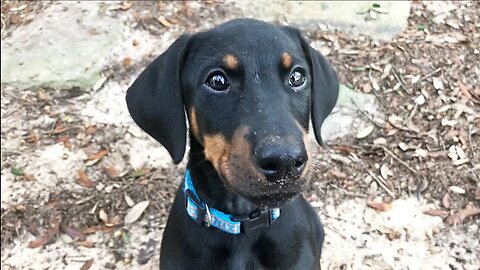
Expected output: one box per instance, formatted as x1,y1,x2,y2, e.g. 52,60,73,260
423,209,449,219
60,224,87,241
444,204,480,226
77,170,96,188
356,125,374,139
80,259,94,270
10,166,23,176
103,164,122,179
28,217,61,248
124,201,150,224
367,201,393,212
86,149,108,165
448,186,466,194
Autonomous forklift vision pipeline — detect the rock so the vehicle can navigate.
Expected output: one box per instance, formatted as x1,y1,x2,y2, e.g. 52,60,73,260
1,2,122,90
228,0,411,40
320,84,382,142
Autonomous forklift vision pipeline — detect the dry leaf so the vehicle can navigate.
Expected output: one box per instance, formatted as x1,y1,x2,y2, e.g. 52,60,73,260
445,204,480,226
367,201,392,212
105,215,122,227
125,201,150,224
124,193,135,207
423,209,448,218
157,17,172,27
122,57,132,67
75,240,95,248
28,217,61,248
23,173,36,181
380,164,393,179
119,1,132,10
448,186,466,194
82,225,113,234
458,81,472,100
53,125,69,135
373,137,387,145
432,77,443,90
356,125,374,139
10,14,21,24
103,164,121,179
60,224,87,241
411,75,421,84
329,169,347,179
86,149,108,161
99,209,108,223
85,125,97,135
414,95,426,105
80,259,94,270
56,136,72,150
77,170,95,188
442,193,451,208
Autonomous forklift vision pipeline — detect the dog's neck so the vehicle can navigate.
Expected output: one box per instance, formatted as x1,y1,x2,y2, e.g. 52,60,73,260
187,138,258,216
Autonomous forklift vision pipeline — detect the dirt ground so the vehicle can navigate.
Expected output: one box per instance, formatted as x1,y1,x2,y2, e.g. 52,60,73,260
1,1,479,270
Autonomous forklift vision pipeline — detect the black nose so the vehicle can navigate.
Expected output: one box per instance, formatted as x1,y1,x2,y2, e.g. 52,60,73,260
253,139,308,182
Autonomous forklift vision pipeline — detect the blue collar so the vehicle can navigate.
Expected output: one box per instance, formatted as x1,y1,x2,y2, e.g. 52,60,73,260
183,169,280,234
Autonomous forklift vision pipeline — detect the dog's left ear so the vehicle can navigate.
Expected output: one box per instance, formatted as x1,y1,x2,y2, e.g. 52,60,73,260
282,26,339,145
126,34,191,163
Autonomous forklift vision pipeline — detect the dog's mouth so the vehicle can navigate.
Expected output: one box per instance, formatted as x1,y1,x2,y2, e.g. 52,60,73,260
217,161,309,208
248,191,301,208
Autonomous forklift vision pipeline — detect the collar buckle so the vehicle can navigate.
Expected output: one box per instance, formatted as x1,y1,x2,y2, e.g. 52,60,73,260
232,207,273,232
185,189,210,227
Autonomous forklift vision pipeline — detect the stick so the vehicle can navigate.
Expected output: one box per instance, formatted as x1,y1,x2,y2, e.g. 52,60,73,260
367,170,395,197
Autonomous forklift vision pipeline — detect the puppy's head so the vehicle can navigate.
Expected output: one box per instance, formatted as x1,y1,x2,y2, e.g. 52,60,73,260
126,19,339,207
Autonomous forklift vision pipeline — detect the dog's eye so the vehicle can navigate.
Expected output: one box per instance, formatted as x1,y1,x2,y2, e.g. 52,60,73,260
206,73,230,91
289,68,306,88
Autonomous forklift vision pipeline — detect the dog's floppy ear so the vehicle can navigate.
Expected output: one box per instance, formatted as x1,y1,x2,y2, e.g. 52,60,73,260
282,27,339,145
126,34,191,163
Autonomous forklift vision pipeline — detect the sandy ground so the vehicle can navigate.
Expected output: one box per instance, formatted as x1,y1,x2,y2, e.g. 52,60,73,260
1,1,479,270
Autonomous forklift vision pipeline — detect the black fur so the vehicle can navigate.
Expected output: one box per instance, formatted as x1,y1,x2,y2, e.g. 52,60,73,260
126,19,339,270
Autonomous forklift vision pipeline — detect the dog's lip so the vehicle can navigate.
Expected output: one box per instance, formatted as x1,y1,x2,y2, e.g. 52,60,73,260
247,192,300,208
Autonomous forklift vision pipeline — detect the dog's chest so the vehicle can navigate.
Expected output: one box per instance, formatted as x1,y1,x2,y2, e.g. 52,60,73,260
214,233,316,270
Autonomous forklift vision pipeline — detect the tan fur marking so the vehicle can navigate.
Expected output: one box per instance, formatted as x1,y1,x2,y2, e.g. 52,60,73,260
223,54,238,70
299,124,311,179
204,134,228,167
282,52,292,69
189,108,200,139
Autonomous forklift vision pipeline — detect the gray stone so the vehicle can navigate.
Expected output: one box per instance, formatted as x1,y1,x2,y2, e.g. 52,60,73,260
1,2,122,90
228,0,411,40
321,84,382,141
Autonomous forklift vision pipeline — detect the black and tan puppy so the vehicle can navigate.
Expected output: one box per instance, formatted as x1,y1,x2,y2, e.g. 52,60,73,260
126,19,339,270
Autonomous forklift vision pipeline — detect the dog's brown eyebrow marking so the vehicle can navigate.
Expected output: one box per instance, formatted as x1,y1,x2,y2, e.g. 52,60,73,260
223,54,238,70
281,52,292,69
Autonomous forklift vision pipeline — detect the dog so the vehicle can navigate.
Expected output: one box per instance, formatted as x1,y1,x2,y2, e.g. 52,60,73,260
126,19,339,270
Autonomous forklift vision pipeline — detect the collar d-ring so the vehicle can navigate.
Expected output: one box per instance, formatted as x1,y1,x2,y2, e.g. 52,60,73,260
204,204,212,227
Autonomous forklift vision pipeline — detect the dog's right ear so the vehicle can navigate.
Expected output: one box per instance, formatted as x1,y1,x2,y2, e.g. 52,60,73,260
126,34,191,164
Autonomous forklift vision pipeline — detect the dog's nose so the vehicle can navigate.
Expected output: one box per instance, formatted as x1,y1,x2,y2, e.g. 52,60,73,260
253,139,308,182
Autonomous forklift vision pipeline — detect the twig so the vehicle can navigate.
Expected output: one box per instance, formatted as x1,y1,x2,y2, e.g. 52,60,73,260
467,125,476,161
350,98,384,128
418,67,442,83
324,225,347,240
367,170,395,197
466,164,480,173
48,119,58,137
380,146,417,174
391,66,412,95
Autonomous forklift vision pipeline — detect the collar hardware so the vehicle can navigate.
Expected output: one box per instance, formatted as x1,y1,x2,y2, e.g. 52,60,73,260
231,207,275,232
183,169,280,234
